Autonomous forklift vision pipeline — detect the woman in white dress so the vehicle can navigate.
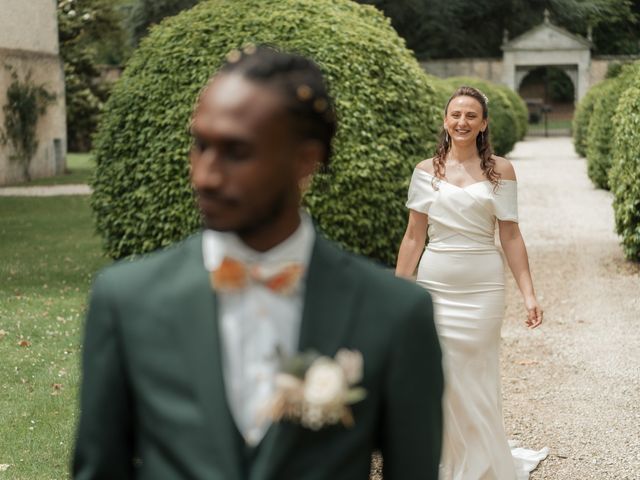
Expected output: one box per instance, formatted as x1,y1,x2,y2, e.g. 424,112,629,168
395,86,548,479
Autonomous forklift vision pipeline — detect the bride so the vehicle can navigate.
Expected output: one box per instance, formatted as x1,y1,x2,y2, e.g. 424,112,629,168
395,86,548,479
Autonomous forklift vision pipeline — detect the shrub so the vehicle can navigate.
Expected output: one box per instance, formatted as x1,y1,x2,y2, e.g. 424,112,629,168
91,0,442,265
442,77,519,156
498,85,528,140
586,64,638,190
428,76,454,113
58,0,127,151
572,83,602,157
610,62,640,261
585,79,624,189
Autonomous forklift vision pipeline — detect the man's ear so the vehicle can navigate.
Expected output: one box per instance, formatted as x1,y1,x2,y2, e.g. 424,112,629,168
296,140,324,179
296,140,324,194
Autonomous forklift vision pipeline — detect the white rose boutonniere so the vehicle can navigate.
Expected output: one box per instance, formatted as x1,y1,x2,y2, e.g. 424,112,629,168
268,349,367,430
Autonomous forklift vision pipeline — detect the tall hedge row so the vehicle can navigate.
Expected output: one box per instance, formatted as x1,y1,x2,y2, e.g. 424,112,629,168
610,64,640,261
91,0,442,265
442,76,520,156
585,79,626,190
572,83,602,157
585,65,639,190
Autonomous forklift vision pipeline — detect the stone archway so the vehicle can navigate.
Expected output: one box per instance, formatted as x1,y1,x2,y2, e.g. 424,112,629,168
502,10,591,102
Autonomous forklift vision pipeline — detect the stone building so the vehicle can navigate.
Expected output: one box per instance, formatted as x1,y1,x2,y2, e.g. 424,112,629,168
0,0,66,185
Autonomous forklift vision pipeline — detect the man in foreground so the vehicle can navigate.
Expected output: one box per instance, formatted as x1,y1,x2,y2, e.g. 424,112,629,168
73,46,443,479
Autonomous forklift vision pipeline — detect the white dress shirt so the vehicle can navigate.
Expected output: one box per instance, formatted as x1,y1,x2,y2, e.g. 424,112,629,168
202,213,315,446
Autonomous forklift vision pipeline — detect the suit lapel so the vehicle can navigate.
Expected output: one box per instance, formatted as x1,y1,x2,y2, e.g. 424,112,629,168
253,235,361,479
175,234,244,479
297,235,360,353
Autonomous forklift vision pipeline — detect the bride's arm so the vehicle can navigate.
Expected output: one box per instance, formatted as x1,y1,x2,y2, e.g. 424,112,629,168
499,221,543,329
395,210,428,279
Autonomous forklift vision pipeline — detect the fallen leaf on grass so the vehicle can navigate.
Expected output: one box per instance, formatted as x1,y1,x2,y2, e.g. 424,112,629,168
0,464,10,471
18,340,31,347
0,329,7,340
51,383,63,396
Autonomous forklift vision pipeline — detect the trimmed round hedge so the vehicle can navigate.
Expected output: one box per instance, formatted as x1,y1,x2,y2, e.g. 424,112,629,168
91,0,442,265
442,76,519,156
499,86,528,141
610,62,640,261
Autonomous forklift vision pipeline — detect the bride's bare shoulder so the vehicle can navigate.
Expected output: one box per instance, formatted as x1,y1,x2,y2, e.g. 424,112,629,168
492,155,516,181
416,158,435,174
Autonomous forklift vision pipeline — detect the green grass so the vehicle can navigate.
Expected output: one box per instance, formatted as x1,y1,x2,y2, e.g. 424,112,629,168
7,153,95,187
0,196,107,479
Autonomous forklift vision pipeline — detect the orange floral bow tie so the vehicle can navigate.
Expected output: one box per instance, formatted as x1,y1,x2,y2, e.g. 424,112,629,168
211,257,304,295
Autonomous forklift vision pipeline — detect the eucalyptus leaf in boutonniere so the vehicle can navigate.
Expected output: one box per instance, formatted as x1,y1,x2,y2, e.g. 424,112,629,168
267,348,367,431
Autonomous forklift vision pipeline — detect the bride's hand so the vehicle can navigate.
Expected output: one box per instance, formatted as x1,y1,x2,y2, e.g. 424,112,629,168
524,297,543,329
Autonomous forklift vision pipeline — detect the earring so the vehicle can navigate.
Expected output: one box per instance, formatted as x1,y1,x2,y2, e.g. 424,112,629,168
444,131,450,143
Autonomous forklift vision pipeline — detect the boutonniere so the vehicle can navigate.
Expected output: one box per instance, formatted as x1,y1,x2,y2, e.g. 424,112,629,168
267,349,367,430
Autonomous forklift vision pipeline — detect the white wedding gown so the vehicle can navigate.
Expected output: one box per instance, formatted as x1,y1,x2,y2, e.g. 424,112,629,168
406,168,548,480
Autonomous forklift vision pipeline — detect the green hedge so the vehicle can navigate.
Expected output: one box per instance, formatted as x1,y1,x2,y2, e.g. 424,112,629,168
91,0,442,265
572,83,602,158
442,76,519,156
499,85,528,140
585,79,626,190
428,76,454,114
610,62,640,261
584,64,638,190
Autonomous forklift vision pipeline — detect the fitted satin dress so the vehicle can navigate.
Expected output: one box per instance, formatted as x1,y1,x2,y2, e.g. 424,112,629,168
406,168,547,480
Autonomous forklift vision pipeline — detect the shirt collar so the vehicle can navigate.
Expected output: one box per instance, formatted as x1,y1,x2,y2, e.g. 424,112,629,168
202,211,316,272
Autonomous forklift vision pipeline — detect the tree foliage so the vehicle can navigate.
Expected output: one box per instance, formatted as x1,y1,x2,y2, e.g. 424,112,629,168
357,0,640,58
126,0,200,46
58,0,128,151
91,0,442,264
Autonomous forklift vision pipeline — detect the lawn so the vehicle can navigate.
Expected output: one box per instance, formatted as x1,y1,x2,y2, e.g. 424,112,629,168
0,196,107,479
7,153,95,187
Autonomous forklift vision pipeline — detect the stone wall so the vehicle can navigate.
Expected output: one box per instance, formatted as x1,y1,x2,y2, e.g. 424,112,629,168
421,56,639,99
0,0,66,185
590,55,640,87
420,58,504,84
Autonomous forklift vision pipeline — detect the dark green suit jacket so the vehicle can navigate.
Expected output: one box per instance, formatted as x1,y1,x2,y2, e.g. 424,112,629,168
73,232,443,479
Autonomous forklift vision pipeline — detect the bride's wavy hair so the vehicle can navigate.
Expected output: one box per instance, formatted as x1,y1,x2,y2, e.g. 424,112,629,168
432,86,500,190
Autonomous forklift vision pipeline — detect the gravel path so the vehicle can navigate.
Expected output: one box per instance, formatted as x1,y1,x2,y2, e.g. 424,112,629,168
502,136,640,480
0,184,91,196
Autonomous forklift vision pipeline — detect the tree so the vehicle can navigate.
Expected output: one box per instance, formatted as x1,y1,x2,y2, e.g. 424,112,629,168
356,0,640,59
126,0,201,46
58,0,129,151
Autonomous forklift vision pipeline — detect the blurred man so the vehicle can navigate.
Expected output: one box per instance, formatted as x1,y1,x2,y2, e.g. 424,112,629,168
73,46,443,480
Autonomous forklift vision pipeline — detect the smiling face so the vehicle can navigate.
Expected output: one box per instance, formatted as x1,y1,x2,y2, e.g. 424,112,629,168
444,95,487,146
189,73,320,241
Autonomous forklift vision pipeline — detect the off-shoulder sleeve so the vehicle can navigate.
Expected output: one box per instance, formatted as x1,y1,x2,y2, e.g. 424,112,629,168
406,169,437,214
494,180,518,222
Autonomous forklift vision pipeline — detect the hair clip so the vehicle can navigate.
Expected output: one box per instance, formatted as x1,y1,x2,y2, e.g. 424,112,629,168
243,44,257,55
296,84,313,102
226,49,242,64
313,98,328,113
